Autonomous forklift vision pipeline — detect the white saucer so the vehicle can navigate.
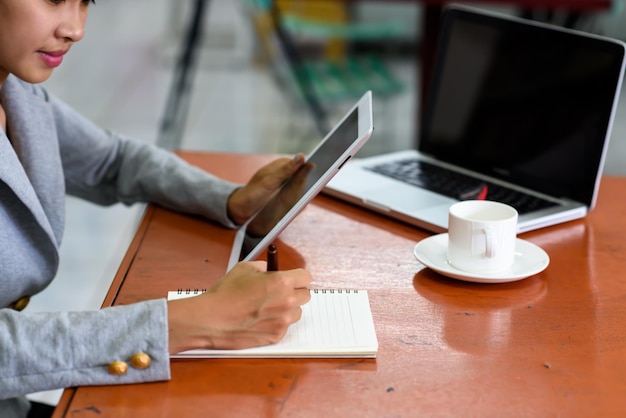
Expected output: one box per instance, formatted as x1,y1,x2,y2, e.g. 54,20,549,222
413,233,549,283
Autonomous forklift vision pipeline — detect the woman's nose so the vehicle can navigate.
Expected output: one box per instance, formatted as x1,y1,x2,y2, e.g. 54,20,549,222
55,7,87,42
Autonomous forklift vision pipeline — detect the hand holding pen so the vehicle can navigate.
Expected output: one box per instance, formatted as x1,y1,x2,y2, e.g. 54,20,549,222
167,252,310,353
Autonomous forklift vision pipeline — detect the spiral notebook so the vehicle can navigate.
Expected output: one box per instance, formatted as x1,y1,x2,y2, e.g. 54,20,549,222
168,289,378,358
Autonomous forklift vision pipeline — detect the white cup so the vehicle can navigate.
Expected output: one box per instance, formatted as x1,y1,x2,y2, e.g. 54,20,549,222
447,200,518,274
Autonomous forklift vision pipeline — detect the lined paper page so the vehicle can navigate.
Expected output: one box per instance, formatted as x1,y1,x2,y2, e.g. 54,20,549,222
168,289,378,358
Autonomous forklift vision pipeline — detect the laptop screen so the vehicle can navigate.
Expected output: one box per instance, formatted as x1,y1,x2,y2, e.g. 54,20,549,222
420,6,625,206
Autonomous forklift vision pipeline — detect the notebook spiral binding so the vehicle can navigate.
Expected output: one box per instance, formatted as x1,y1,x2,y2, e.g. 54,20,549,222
313,289,359,294
177,288,207,295
176,288,359,295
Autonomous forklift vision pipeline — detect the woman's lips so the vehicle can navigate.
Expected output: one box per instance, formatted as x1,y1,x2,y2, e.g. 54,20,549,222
38,50,67,68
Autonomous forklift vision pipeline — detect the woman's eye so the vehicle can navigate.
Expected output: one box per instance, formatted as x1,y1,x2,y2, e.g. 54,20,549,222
48,0,94,5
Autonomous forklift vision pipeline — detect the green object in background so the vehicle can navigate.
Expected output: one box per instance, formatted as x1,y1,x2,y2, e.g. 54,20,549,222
243,0,407,106
280,14,407,40
294,55,405,104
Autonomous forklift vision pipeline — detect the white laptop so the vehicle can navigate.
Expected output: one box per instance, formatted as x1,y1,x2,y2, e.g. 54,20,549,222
228,90,374,268
324,4,626,234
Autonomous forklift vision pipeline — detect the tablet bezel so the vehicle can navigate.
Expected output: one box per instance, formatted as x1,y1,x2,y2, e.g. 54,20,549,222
227,90,373,270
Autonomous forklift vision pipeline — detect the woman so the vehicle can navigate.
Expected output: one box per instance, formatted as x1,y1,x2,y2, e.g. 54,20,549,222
0,1,312,416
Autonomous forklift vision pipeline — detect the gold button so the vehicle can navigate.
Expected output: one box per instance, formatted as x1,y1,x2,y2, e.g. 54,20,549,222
10,296,30,311
108,361,128,376
130,352,151,370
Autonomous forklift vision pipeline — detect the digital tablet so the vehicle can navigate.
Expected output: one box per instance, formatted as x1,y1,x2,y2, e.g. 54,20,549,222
227,90,374,269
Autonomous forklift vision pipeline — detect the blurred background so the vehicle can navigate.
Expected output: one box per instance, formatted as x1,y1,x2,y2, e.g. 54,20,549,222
26,0,626,405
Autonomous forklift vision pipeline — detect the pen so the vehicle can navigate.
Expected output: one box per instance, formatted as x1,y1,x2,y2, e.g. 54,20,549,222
267,243,278,272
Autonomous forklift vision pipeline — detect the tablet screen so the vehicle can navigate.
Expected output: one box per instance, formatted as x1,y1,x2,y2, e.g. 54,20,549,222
229,91,373,267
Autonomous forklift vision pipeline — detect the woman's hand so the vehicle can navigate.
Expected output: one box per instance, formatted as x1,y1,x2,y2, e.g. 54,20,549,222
227,154,308,226
167,261,312,353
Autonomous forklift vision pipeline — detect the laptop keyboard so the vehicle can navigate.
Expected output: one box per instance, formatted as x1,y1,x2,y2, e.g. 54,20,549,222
366,159,557,214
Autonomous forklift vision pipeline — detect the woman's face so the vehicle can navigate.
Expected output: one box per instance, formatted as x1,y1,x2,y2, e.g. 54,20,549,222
0,0,90,86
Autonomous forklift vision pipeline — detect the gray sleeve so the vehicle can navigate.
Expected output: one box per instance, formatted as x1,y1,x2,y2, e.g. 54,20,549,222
0,299,170,399
49,91,240,227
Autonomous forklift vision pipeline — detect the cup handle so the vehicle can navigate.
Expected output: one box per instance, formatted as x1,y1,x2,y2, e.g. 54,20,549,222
483,225,496,258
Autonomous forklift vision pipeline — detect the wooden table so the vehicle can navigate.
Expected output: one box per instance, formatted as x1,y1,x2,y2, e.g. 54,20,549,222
54,152,626,417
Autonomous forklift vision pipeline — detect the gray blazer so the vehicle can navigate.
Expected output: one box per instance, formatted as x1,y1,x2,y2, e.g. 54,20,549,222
0,75,240,412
